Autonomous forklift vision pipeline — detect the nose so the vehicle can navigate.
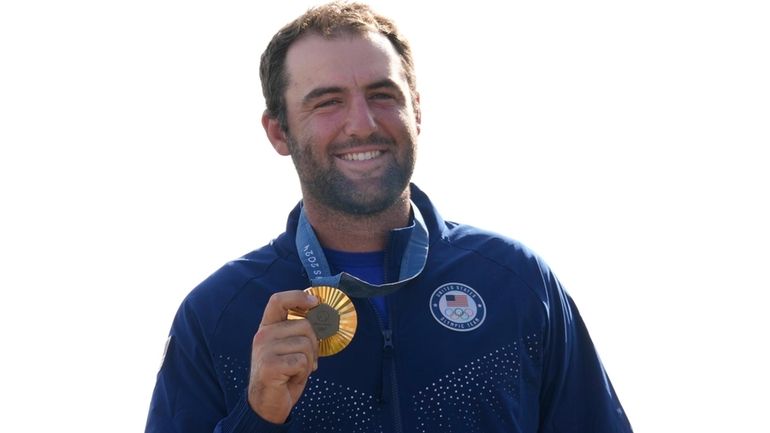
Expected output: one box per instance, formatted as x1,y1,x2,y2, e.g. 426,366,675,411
344,95,377,138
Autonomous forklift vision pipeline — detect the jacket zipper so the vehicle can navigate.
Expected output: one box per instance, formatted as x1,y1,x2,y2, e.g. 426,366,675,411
370,300,403,433
379,247,403,433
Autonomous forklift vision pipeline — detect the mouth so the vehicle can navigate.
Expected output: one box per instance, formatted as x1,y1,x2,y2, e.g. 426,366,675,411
337,150,384,161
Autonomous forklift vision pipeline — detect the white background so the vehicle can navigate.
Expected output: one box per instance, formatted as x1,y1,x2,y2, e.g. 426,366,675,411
1,1,768,431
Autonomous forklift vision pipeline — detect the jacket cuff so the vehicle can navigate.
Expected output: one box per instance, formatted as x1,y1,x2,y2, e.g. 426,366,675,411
219,392,293,433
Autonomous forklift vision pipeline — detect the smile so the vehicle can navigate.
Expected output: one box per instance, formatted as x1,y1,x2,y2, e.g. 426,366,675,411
338,150,383,161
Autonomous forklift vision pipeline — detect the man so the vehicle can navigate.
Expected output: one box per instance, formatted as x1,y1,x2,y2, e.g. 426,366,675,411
146,2,633,432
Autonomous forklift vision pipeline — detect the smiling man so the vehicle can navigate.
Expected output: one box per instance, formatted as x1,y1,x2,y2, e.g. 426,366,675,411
270,31,419,247
145,3,633,433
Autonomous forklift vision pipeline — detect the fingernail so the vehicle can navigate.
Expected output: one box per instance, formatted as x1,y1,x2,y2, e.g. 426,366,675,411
307,295,319,305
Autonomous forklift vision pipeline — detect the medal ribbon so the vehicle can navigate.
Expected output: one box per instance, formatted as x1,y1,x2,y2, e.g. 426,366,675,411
295,202,429,298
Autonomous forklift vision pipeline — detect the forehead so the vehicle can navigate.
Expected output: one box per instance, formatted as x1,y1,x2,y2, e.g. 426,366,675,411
283,31,407,99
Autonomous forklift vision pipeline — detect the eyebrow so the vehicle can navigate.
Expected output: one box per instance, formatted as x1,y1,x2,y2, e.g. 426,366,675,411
301,79,404,105
365,78,401,92
302,86,345,105
366,79,406,100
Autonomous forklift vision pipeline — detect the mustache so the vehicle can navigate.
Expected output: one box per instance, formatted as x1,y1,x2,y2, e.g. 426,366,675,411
330,133,396,151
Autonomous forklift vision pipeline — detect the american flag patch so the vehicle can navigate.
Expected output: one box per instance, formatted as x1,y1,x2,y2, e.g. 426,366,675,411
445,294,469,307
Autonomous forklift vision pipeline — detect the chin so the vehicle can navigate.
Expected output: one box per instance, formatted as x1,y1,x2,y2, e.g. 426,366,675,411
326,183,408,216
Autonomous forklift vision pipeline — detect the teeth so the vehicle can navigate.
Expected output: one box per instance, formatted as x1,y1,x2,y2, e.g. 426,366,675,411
339,151,382,161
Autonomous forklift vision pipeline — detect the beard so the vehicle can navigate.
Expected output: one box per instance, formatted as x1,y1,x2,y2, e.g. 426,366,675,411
286,132,416,216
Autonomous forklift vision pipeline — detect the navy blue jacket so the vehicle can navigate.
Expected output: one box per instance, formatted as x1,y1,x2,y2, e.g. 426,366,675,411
146,185,633,433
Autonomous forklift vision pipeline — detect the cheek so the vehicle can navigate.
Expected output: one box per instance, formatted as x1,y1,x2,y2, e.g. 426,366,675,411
394,110,420,138
374,107,414,131
302,114,346,144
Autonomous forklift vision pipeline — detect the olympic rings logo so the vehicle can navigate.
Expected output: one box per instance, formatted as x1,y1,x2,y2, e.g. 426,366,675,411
443,307,476,321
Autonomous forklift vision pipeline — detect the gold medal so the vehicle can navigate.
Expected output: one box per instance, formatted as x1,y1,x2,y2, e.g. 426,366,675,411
288,286,357,357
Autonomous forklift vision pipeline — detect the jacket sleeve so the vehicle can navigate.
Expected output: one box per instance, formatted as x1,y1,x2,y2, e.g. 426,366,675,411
144,299,292,433
538,271,633,433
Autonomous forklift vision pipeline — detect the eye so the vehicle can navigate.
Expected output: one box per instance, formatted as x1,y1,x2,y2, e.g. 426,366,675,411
315,99,342,109
370,92,395,101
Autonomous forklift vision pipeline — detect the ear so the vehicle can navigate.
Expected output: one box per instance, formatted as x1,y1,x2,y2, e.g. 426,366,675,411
413,91,422,135
262,111,291,156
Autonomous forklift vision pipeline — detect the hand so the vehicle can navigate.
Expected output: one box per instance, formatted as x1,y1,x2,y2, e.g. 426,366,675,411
247,290,320,424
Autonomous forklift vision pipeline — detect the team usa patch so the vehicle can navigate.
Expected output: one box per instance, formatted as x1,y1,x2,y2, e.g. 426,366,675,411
429,282,486,332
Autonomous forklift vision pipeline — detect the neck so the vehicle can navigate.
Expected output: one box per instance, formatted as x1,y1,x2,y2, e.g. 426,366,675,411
301,191,411,253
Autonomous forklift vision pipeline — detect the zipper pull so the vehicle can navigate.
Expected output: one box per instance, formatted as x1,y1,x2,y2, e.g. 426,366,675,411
383,329,393,351
380,329,393,403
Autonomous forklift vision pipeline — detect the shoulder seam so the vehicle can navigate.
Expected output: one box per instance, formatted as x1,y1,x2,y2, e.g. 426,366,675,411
438,236,549,310
209,248,293,337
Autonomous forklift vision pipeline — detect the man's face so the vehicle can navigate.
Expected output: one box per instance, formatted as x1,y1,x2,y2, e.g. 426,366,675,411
280,31,420,215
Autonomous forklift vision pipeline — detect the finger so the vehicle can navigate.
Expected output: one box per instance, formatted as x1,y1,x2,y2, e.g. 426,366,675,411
255,331,317,359
252,338,316,384
259,345,315,378
253,320,318,371
258,315,318,338
261,290,319,326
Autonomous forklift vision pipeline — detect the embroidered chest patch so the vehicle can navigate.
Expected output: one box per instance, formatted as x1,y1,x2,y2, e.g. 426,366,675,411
429,282,486,332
